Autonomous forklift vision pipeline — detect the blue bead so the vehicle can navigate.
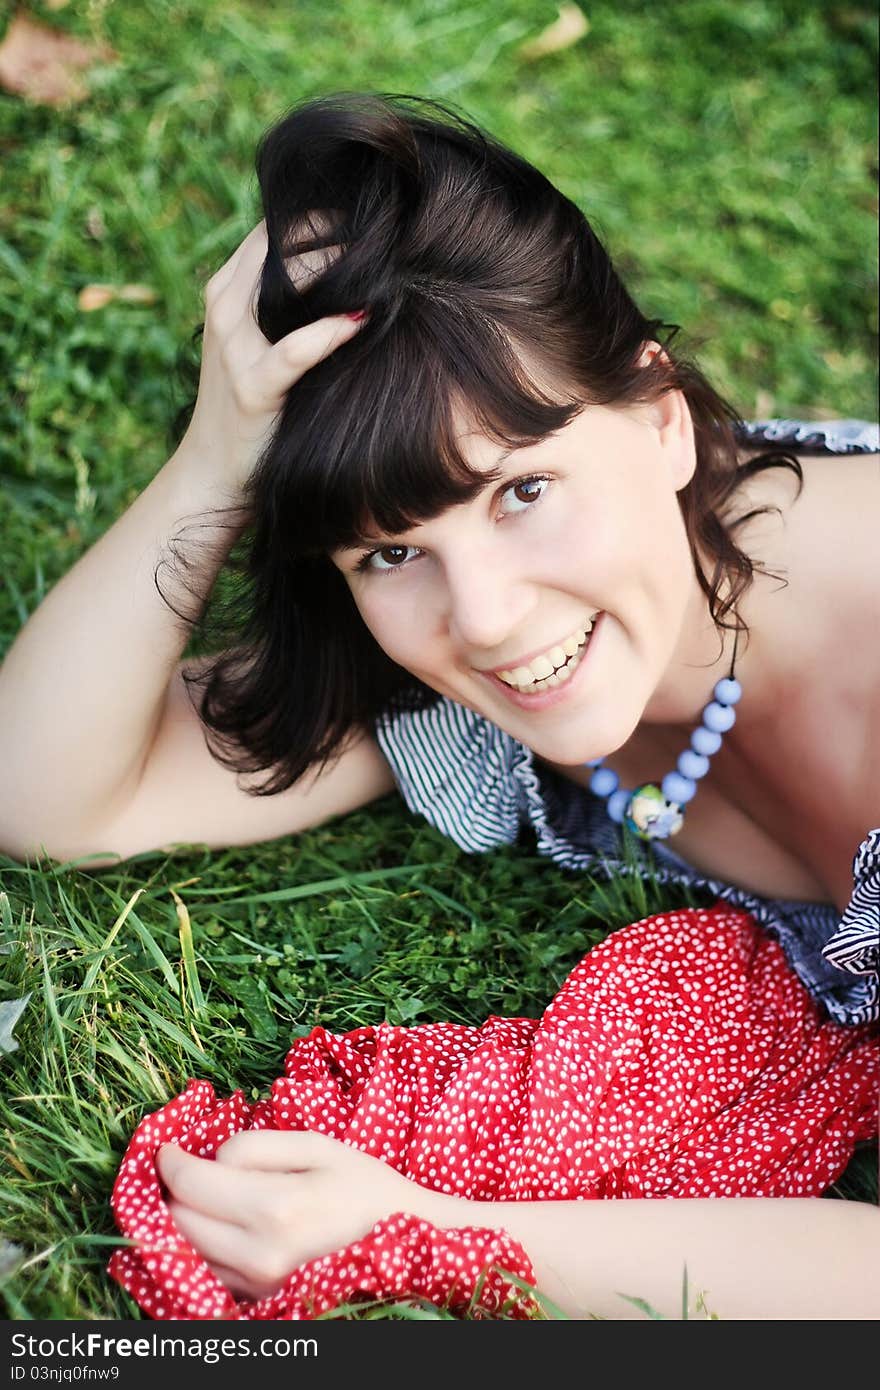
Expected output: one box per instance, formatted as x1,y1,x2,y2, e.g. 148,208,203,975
585,757,604,769
691,726,722,756
661,771,697,804
701,700,736,734
678,749,710,780
590,767,620,798
606,788,630,824
714,677,742,706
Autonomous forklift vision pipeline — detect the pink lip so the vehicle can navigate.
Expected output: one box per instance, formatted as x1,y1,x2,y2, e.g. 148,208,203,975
481,611,604,711
479,617,600,677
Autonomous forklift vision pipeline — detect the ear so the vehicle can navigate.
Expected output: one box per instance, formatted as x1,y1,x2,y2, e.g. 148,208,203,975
634,342,697,492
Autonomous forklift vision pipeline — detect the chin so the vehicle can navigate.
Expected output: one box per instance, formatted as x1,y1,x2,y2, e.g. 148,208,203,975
530,707,643,767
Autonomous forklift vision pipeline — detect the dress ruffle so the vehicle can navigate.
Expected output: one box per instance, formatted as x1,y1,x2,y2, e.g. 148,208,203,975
822,830,880,978
110,907,879,1320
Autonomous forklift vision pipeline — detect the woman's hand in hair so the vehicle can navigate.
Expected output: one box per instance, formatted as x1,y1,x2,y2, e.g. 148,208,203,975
157,1131,445,1302
179,220,367,493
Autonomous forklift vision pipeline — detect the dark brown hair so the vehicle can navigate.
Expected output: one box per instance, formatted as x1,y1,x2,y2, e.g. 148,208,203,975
165,92,801,794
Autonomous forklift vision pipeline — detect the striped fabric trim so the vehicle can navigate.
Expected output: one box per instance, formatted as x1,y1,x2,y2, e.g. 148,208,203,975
823,830,880,978
736,418,879,454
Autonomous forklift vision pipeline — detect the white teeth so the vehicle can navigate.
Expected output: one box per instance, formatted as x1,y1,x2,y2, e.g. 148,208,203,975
492,617,600,692
530,654,555,679
492,615,599,692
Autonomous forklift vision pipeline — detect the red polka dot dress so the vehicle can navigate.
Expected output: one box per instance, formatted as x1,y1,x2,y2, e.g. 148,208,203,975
110,907,880,1320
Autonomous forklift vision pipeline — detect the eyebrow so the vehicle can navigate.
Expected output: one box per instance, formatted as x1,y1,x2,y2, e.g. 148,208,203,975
337,445,527,554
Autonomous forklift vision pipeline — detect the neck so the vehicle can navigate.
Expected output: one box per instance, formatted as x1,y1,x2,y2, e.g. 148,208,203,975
641,569,772,734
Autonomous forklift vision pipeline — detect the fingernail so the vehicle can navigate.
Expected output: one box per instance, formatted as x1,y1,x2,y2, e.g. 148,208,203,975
345,309,367,321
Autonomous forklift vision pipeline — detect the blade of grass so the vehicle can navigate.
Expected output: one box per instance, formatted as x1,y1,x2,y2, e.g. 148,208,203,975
37,934,78,1111
171,888,207,1019
181,864,431,904
64,889,146,1019
132,1001,207,1062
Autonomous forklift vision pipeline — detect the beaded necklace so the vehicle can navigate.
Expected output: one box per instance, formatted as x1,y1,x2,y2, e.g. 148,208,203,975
586,630,742,842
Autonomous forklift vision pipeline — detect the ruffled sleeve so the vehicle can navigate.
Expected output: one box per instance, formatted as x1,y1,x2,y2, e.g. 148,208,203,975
820,830,880,1024
374,696,624,868
735,418,879,454
374,698,525,851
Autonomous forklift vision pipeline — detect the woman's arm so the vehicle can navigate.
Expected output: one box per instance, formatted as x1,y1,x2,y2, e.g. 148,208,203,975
157,1133,880,1320
437,1190,880,1320
0,223,367,863
0,437,247,862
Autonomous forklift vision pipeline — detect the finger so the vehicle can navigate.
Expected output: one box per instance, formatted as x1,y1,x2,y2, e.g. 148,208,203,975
171,1200,301,1300
282,238,344,293
206,1260,260,1300
157,1143,261,1223
204,220,267,303
216,1129,342,1172
167,1198,253,1271
238,209,348,322
239,313,367,412
222,212,339,322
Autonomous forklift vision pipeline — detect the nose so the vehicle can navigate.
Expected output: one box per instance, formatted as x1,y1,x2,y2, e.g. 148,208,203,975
444,548,536,655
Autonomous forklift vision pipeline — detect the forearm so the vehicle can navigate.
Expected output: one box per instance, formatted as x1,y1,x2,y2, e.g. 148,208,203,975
422,1192,880,1320
0,441,246,860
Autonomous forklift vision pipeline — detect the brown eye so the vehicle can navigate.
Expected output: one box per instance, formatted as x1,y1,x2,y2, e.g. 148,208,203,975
501,476,550,514
513,480,543,503
367,544,421,572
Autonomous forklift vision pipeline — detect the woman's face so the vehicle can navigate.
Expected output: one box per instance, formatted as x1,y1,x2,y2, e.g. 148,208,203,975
333,394,699,765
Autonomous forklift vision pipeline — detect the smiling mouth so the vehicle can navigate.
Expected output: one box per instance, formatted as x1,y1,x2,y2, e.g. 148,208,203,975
493,614,599,693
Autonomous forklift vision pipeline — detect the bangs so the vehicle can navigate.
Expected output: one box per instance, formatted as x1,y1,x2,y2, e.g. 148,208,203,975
264,308,584,556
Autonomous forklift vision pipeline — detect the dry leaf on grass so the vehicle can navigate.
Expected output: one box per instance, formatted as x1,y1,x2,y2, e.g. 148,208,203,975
117,283,158,304
0,10,116,107
518,4,590,61
78,284,116,311
85,205,107,240
0,995,31,1056
78,283,157,311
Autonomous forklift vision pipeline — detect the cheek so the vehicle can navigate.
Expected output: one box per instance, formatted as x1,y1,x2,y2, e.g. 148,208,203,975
354,585,435,669
550,478,692,632
546,503,628,597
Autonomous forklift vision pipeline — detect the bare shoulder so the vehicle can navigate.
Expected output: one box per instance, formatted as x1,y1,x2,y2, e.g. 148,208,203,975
733,449,879,596
81,657,397,867
780,452,878,605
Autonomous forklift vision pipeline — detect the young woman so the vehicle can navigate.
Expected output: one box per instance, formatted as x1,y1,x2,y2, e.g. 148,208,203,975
1,94,877,1319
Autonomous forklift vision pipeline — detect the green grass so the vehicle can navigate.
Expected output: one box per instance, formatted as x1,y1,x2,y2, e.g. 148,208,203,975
1,0,877,1320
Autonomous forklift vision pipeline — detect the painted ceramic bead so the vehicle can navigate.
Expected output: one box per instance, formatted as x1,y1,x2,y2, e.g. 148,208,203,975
625,784,685,839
